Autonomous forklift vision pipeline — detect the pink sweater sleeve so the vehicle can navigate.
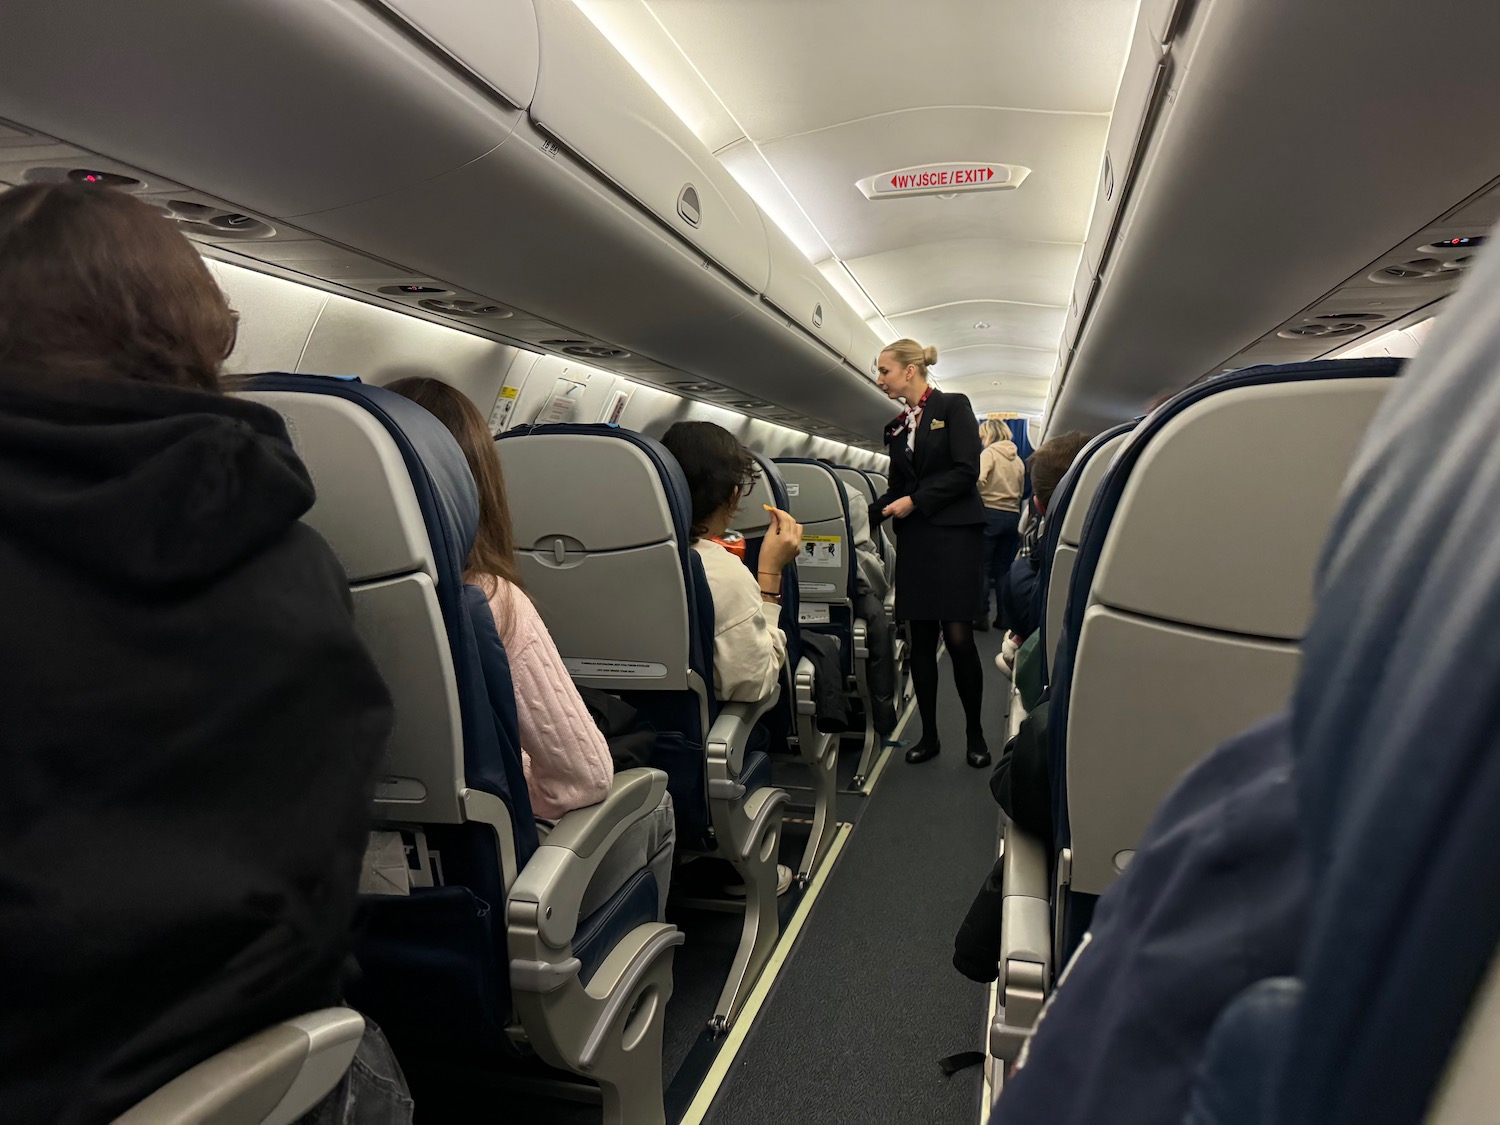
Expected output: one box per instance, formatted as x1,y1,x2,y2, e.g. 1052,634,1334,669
488,583,613,821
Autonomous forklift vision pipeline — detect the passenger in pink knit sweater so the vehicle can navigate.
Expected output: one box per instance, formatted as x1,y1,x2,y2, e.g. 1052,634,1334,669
388,378,674,919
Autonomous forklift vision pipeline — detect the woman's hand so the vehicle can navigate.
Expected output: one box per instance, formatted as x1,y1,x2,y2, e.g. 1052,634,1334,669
884,496,916,520
761,506,805,571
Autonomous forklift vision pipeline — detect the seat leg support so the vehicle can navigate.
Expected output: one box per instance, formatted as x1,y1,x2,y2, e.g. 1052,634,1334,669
709,785,789,1032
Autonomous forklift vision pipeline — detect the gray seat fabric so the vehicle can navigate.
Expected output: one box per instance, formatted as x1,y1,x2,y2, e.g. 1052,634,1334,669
1065,376,1394,896
1045,431,1130,676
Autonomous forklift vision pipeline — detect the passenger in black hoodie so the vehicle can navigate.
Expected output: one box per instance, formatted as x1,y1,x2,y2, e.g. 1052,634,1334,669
0,183,395,1122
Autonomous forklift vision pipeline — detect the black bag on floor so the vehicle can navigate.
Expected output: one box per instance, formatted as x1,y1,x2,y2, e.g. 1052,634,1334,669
953,856,1005,983
800,631,852,733
577,686,657,771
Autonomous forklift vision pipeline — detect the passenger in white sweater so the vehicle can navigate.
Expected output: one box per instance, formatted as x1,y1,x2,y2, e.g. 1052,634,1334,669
388,377,673,918
661,422,804,895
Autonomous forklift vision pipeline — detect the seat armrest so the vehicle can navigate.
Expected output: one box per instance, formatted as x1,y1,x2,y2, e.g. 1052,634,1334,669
707,685,782,780
853,618,869,660
115,1009,365,1125
507,768,669,953
535,768,665,860
1002,816,1051,900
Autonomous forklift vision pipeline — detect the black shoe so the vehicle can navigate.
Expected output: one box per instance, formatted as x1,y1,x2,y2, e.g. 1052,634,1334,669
966,732,991,769
974,617,991,632
992,617,1004,630
905,739,940,764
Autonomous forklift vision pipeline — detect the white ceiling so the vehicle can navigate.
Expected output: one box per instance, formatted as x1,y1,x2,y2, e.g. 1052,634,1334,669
576,0,1137,416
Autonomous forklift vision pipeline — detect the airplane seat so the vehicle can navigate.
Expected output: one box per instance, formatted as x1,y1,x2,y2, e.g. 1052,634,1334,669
1037,424,1135,677
114,1009,368,1125
239,376,681,1125
1048,357,1402,965
494,423,790,1031
990,425,1136,1066
774,457,881,787
731,452,839,886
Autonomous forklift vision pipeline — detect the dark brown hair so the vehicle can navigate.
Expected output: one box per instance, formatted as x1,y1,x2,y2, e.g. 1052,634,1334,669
0,183,237,390
660,420,757,541
386,377,527,632
1028,431,1092,512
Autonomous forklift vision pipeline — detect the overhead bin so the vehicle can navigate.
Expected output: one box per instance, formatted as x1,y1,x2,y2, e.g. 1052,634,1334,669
761,219,852,358
529,0,771,294
1143,0,1191,45
299,117,892,437
0,0,521,219
376,0,540,110
0,0,893,436
1082,7,1170,278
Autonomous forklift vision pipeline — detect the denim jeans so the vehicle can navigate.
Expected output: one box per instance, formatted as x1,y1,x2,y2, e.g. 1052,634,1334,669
982,508,1022,624
298,1021,413,1125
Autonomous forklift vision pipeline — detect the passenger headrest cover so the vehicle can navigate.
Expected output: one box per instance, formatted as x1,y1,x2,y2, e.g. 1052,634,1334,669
774,459,847,524
241,376,478,584
497,426,681,552
1090,377,1392,639
1059,432,1129,547
1277,241,1500,1124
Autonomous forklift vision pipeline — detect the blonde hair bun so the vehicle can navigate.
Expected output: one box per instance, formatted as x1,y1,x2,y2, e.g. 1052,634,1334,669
881,338,939,376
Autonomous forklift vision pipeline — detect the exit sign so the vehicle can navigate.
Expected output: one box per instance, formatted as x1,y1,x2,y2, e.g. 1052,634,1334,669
857,162,1030,201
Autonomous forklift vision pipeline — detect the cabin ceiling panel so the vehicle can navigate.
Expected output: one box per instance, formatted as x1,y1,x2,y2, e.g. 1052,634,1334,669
844,238,1079,313
753,108,1108,259
886,300,1068,354
936,343,1058,382
644,0,1138,141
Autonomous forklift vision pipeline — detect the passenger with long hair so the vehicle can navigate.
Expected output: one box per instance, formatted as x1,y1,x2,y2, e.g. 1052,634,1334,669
387,377,674,917
0,183,399,1121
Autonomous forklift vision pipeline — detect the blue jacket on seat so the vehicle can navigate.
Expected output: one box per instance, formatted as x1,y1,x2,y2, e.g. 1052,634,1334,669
993,713,1307,1125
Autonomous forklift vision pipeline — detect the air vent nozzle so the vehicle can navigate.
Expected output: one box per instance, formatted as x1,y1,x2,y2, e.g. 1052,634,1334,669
1369,255,1471,285
162,199,276,241
418,299,513,319
1278,321,1373,340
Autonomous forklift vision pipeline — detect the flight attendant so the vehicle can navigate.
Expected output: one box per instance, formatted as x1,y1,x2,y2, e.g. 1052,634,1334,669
872,339,990,768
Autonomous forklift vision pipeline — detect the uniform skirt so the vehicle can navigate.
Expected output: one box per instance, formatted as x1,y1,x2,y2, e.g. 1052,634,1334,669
892,512,985,622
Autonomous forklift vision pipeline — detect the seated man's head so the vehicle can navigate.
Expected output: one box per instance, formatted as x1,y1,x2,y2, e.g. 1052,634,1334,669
1028,431,1092,516
661,421,757,541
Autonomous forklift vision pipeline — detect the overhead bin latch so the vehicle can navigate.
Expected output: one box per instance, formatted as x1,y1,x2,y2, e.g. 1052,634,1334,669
812,304,825,329
677,184,701,229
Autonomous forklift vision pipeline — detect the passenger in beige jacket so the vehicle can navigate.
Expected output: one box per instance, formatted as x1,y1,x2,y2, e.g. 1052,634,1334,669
978,419,1026,630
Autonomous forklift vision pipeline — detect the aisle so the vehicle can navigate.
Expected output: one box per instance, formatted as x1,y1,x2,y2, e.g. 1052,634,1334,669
700,630,1009,1124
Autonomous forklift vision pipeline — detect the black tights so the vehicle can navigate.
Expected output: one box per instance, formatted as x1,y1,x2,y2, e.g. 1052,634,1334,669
909,620,985,748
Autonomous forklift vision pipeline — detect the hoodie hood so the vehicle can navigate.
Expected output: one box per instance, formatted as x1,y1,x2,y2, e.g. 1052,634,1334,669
989,439,1019,460
0,373,314,591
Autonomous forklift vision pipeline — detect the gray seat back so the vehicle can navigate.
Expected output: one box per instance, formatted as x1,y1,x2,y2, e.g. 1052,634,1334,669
494,430,696,693
835,466,877,507
774,460,854,606
1066,373,1395,894
1045,431,1130,671
243,388,465,826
